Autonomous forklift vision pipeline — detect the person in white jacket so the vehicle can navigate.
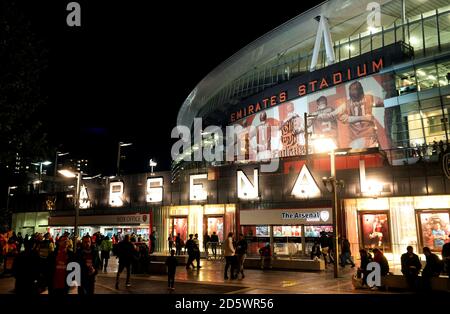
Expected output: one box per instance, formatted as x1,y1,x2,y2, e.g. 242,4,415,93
223,232,236,280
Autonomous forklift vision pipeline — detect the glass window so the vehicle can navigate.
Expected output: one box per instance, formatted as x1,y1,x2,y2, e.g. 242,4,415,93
372,32,382,50
339,41,350,62
396,67,417,95
242,225,270,256
361,35,371,55
416,64,439,91
438,12,450,50
408,20,424,56
423,16,439,52
348,39,360,58
421,98,446,145
383,27,395,46
437,60,450,87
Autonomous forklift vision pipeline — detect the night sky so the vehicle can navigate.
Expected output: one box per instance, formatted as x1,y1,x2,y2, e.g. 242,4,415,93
20,1,323,175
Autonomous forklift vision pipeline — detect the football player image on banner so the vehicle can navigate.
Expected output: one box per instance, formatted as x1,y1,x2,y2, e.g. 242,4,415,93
307,87,339,149
360,212,391,252
278,98,308,157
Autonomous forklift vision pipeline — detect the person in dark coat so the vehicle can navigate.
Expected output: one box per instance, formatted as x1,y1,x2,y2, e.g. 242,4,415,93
47,236,76,295
76,236,100,295
175,233,182,256
185,234,195,269
358,249,373,287
150,231,156,254
115,234,136,289
12,243,41,294
210,232,219,258
165,249,178,290
340,236,355,268
310,240,321,260
400,246,422,291
421,247,442,291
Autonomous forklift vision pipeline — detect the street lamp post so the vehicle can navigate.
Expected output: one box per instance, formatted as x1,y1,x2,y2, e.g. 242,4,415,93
31,161,52,193
117,142,133,176
59,169,81,245
314,138,345,279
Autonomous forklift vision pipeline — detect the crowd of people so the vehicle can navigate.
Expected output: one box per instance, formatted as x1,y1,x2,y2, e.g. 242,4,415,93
0,229,154,294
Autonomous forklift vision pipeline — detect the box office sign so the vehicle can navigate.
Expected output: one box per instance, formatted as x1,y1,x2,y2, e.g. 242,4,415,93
48,214,150,226
240,208,332,225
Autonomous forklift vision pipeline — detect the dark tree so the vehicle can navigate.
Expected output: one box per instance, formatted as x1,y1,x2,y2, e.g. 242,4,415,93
0,0,49,168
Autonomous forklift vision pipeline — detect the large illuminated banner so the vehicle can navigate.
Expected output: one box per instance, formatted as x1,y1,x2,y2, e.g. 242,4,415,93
146,177,163,203
234,74,393,161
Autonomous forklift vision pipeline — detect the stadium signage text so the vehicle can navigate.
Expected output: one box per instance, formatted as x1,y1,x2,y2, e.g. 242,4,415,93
230,57,383,123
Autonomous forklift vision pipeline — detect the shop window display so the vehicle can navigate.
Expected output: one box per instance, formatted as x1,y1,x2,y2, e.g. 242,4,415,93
359,212,392,252
418,212,450,252
273,226,302,257
242,225,270,256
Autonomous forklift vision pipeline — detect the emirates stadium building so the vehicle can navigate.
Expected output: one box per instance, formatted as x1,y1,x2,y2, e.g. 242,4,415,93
11,0,450,272
170,0,450,267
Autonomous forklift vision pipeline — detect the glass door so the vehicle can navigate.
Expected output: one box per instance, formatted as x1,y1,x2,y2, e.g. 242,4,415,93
171,217,188,243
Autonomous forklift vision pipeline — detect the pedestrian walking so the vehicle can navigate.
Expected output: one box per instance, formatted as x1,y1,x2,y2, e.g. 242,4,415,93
100,236,113,272
47,236,75,295
115,234,137,289
168,235,174,253
185,234,196,269
210,232,219,258
150,231,156,254
76,236,100,295
194,234,201,268
224,232,236,280
319,231,331,266
235,233,247,279
175,233,182,256
339,236,355,268
203,233,210,258
259,243,272,270
165,249,178,291
400,246,421,291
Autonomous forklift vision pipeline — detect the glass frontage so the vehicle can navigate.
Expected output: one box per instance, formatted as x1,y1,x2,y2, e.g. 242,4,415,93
206,216,224,242
242,225,270,256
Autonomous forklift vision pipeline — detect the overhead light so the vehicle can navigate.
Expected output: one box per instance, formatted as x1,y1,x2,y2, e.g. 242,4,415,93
9,186,18,190
119,142,133,147
33,180,42,184
58,169,77,178
409,36,419,45
416,70,426,76
57,152,69,157
67,185,75,189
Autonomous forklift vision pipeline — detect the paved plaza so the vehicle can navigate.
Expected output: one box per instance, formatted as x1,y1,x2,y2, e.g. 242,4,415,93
0,257,402,294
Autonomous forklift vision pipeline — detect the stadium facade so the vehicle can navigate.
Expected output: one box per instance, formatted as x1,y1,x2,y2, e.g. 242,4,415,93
12,0,450,267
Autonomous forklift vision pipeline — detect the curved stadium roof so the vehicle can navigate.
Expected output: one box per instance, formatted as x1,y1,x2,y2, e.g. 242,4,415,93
176,0,449,129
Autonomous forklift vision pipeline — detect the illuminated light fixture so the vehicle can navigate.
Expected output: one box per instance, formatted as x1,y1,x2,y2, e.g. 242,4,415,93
409,36,419,45
58,169,77,178
57,152,69,157
345,44,354,51
313,138,337,153
291,165,321,199
416,70,426,76
363,180,383,198
119,142,133,147
33,180,42,184
367,26,379,34
66,194,73,198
